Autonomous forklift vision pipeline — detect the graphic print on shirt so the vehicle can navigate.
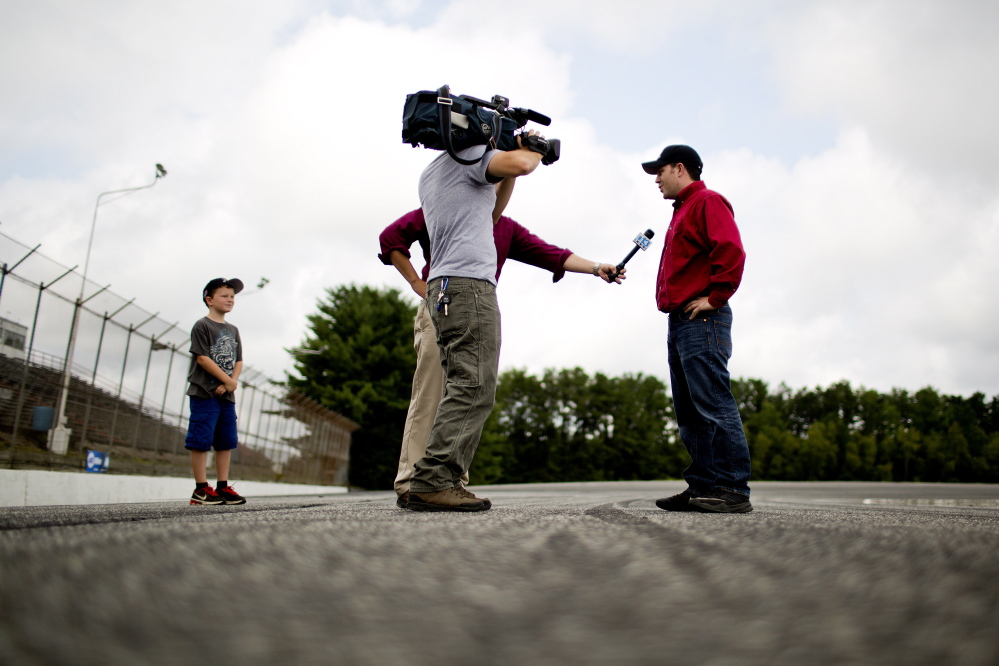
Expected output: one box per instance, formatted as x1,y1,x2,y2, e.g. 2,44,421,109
210,329,239,376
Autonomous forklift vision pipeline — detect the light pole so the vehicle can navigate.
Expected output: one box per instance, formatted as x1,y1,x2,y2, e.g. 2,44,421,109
48,164,167,455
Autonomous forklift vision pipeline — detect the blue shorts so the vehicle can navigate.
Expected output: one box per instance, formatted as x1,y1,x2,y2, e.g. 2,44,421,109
184,396,239,452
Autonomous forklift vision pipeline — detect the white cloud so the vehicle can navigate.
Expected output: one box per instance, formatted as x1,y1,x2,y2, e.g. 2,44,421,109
769,0,999,182
430,0,722,54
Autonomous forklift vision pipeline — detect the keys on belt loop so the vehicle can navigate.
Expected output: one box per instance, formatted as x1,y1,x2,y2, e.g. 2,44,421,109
436,277,450,316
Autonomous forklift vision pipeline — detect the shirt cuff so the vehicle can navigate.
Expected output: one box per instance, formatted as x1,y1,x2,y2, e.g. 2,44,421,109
377,246,411,266
551,249,574,283
708,294,729,309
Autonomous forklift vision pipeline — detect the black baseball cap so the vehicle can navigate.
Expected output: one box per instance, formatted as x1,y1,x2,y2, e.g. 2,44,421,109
642,145,703,175
202,277,244,303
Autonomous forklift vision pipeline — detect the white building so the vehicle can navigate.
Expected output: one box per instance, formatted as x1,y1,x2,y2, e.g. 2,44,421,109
0,317,27,360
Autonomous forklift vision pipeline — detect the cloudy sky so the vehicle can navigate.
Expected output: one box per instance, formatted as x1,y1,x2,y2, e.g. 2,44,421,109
1,0,997,398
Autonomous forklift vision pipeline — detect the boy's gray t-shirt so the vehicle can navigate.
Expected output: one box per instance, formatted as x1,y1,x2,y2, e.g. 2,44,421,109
419,144,500,284
186,317,243,402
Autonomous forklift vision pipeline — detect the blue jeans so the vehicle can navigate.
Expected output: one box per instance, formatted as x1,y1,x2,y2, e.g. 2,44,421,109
667,304,751,496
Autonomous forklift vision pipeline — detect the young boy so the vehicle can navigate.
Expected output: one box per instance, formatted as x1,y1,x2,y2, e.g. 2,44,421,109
185,277,247,505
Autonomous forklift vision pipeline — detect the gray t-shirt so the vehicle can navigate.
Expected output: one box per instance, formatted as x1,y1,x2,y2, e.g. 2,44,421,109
186,317,243,402
419,144,500,284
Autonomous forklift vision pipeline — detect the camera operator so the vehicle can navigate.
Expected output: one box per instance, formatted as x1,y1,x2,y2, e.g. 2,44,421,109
404,132,560,512
379,202,624,509
642,145,753,514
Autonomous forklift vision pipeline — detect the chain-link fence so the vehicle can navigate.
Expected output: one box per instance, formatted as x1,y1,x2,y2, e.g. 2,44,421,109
0,231,356,486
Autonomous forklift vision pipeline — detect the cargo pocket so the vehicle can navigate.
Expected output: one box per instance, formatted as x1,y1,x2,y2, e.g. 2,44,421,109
436,289,479,387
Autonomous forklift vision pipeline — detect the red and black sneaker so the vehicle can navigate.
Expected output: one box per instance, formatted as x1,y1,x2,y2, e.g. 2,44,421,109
217,484,246,505
191,486,225,505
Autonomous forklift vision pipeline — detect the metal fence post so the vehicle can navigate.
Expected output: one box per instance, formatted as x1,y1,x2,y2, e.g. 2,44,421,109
51,283,107,454
10,264,75,447
242,384,257,443
263,392,277,460
107,312,157,447
107,325,133,447
10,282,46,446
79,312,108,448
78,298,132,448
0,244,40,309
132,323,176,451
153,344,178,453
273,396,293,478
174,370,188,456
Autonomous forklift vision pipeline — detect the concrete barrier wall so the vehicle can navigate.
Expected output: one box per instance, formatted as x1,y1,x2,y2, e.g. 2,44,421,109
0,469,347,507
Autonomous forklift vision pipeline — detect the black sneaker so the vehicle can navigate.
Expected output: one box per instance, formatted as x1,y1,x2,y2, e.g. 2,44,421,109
396,491,409,509
217,485,246,505
688,489,753,513
655,490,693,512
191,486,225,505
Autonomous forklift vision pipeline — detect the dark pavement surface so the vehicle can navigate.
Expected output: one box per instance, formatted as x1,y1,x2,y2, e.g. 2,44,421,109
1,481,998,665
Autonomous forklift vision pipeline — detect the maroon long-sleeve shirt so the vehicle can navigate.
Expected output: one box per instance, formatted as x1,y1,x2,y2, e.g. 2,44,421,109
378,209,573,283
656,181,746,312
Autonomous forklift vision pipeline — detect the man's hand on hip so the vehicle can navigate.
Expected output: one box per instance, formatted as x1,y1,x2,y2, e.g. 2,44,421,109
410,278,427,299
684,296,716,320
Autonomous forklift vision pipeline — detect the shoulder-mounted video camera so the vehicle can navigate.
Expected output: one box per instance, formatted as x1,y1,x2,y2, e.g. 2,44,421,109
402,84,560,166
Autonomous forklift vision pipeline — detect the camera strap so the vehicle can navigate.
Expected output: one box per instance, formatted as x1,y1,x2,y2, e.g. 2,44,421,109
436,84,501,166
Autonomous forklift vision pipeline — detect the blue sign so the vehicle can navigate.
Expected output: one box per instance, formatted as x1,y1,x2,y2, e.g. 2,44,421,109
85,450,109,473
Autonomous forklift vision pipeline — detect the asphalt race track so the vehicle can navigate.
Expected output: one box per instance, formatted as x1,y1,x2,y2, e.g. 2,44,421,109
1,481,997,665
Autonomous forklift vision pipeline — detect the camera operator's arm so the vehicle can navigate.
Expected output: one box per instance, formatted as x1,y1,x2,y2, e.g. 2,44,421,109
487,132,543,178
493,177,515,224
562,254,626,284
389,250,426,299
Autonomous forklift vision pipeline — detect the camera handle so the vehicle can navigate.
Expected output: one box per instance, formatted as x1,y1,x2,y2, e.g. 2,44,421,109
436,84,501,166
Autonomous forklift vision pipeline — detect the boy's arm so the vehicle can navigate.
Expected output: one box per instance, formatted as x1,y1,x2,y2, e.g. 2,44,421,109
196,355,238,394
232,361,242,383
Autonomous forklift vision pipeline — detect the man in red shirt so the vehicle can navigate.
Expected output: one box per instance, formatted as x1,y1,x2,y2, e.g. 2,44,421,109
379,208,623,508
642,145,753,513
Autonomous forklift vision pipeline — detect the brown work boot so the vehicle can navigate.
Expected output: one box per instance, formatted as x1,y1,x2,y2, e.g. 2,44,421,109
457,486,491,510
407,487,487,512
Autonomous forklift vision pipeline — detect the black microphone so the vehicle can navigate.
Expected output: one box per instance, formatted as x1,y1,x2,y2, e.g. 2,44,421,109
608,229,655,282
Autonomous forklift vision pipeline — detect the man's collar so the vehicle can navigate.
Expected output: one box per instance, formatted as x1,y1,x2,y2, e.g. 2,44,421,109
672,180,706,209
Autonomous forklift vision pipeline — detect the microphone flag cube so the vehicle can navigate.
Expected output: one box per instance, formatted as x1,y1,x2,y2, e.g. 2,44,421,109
633,233,652,251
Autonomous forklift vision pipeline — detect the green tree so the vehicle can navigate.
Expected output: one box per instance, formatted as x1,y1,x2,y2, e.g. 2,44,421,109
478,368,679,483
598,372,682,480
287,285,416,489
